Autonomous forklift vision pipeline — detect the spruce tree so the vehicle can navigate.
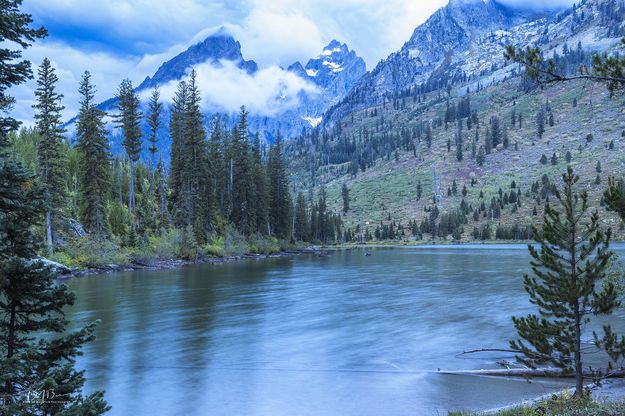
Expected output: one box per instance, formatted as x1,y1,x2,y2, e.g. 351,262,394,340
268,132,291,238
75,71,111,236
168,80,188,227
0,2,107,413
114,79,142,213
146,87,162,221
342,183,350,214
510,167,619,397
294,192,309,241
32,57,67,253
252,133,269,234
230,106,254,235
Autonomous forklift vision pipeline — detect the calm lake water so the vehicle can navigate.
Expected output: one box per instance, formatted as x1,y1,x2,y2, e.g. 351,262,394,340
65,244,625,415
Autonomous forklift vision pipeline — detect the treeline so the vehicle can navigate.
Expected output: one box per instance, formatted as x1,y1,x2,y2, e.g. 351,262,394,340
20,63,348,260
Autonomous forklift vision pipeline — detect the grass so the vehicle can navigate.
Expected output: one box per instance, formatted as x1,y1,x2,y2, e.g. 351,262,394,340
288,77,625,242
449,393,625,416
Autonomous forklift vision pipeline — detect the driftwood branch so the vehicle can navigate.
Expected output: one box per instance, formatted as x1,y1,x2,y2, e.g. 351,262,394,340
438,368,625,379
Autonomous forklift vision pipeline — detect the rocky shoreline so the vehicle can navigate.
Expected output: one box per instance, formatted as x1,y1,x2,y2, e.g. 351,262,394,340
51,247,321,279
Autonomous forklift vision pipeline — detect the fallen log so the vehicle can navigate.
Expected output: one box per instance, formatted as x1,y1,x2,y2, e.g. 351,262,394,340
438,368,625,378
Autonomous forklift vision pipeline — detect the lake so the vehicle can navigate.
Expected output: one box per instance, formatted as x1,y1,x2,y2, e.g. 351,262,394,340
65,244,625,415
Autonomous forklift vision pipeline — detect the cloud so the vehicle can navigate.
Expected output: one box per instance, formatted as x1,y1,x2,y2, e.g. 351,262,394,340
22,0,247,56
149,60,320,117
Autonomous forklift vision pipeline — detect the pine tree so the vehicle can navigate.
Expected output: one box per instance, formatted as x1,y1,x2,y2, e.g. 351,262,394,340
183,70,211,241
511,167,619,397
76,71,110,236
294,192,309,241
476,146,485,167
32,57,67,253
417,180,423,200
268,133,291,238
342,183,350,214
536,106,545,139
0,3,107,413
251,133,269,234
146,87,162,221
114,78,142,213
168,80,188,227
230,106,254,235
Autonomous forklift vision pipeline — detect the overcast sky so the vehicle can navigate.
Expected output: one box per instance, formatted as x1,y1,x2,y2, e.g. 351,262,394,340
12,0,575,124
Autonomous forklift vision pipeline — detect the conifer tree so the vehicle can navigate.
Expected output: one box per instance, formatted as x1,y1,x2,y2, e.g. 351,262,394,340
76,71,111,236
184,70,211,241
342,183,350,214
268,132,291,238
510,167,619,397
168,80,188,227
294,192,309,241
252,133,269,234
147,87,162,221
230,106,254,235
114,79,142,213
32,57,67,253
0,3,107,413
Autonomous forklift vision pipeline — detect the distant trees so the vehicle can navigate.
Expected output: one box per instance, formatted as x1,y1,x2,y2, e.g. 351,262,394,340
511,167,620,397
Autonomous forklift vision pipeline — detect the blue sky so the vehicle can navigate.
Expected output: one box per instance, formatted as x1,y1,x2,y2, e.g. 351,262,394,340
12,0,575,124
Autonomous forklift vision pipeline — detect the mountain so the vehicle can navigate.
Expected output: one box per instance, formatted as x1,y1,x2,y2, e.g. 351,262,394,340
94,30,365,157
323,0,554,125
285,0,625,243
138,28,258,90
286,40,367,127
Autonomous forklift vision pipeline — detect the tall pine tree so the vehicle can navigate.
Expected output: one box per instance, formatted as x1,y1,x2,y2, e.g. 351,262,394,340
32,57,67,253
76,71,111,236
0,2,107,413
114,78,142,213
511,167,619,396
268,132,291,238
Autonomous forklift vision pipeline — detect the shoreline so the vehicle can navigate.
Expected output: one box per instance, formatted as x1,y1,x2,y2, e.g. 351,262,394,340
482,378,625,414
53,247,321,279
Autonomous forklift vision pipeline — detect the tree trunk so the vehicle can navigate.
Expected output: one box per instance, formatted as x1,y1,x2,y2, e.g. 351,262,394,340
574,305,583,396
45,210,53,253
129,160,135,213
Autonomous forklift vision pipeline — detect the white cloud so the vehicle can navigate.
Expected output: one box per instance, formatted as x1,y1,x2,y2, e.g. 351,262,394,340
150,60,320,117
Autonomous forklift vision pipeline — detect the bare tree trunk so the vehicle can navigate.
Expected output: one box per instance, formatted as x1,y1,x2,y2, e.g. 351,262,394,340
45,210,53,253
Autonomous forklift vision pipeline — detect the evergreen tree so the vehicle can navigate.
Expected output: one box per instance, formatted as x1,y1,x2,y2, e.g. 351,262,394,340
0,3,107,413
114,79,142,213
476,146,485,167
32,57,67,253
146,87,162,221
536,106,545,138
252,133,269,234
183,70,212,241
169,80,188,227
268,133,291,238
75,71,110,236
342,183,350,214
294,192,309,241
510,167,619,397
230,106,254,235
417,180,423,200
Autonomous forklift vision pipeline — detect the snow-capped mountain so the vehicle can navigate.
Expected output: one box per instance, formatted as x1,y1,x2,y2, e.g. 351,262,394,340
96,30,365,156
286,40,366,127
323,0,624,126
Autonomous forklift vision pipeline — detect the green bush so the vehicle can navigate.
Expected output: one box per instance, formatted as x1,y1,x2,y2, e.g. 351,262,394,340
248,233,281,254
223,225,248,255
53,237,129,268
